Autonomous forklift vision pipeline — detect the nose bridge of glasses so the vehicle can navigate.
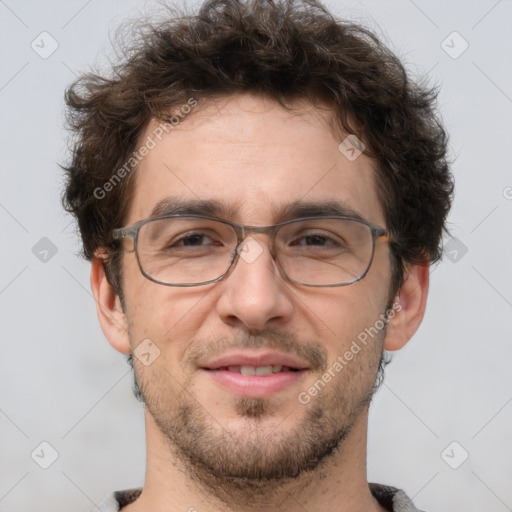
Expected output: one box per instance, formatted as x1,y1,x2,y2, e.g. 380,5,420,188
235,223,278,253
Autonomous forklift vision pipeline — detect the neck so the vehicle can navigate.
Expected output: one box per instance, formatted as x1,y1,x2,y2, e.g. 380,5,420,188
123,407,386,512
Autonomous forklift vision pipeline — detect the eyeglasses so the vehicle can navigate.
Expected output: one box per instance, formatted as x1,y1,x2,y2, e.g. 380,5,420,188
112,214,390,287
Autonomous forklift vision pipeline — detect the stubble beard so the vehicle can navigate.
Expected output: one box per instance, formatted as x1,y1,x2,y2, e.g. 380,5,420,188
134,328,386,504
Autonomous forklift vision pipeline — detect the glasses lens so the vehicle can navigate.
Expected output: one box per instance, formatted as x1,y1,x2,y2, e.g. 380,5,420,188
276,218,374,285
137,217,236,285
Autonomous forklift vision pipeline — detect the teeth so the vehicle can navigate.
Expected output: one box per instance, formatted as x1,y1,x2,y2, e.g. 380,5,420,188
226,365,285,375
255,366,273,376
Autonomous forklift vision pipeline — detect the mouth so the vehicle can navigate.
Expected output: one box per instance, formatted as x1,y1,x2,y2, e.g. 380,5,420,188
207,365,300,375
199,351,309,398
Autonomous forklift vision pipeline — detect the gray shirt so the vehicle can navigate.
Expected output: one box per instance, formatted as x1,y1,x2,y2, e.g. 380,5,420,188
91,484,425,511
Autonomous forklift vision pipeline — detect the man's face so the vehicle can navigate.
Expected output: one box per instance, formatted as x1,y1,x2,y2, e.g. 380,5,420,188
119,94,393,486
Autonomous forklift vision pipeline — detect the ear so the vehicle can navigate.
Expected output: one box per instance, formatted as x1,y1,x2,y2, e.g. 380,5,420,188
383,262,429,351
90,251,131,355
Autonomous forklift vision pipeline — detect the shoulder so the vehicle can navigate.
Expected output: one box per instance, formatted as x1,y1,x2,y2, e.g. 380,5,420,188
369,483,427,512
90,488,142,512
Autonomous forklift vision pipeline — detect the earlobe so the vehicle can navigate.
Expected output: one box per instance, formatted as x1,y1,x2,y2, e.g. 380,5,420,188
383,262,429,352
90,251,131,355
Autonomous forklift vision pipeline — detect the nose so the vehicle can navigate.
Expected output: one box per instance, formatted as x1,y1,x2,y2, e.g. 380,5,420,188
215,235,294,332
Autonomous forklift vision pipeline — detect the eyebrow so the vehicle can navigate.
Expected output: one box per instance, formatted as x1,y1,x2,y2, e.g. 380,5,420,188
148,197,366,224
149,197,240,219
278,200,365,222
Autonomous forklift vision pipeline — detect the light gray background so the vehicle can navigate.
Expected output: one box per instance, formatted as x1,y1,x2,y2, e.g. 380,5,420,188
1,0,511,511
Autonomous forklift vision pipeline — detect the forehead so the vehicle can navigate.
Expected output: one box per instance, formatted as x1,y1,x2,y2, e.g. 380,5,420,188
126,94,384,226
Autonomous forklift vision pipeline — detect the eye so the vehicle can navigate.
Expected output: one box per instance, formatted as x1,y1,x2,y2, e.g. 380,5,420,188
167,231,222,248
290,233,338,247
288,230,346,249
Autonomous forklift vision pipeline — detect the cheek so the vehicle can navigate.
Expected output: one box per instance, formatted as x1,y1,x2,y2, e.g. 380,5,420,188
123,260,213,358
319,295,387,392
295,280,388,349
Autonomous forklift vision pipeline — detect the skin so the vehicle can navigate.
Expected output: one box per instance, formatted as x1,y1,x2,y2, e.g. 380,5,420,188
91,93,429,512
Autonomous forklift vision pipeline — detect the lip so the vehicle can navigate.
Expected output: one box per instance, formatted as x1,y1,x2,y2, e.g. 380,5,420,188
200,350,310,371
199,350,310,398
200,368,308,398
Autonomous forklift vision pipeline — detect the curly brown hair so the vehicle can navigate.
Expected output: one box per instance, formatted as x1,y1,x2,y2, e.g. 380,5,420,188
62,0,453,300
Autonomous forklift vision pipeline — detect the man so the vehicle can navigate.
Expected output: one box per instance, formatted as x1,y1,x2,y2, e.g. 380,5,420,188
62,0,453,510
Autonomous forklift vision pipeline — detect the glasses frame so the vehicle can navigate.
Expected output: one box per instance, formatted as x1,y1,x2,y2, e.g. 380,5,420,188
112,213,390,288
